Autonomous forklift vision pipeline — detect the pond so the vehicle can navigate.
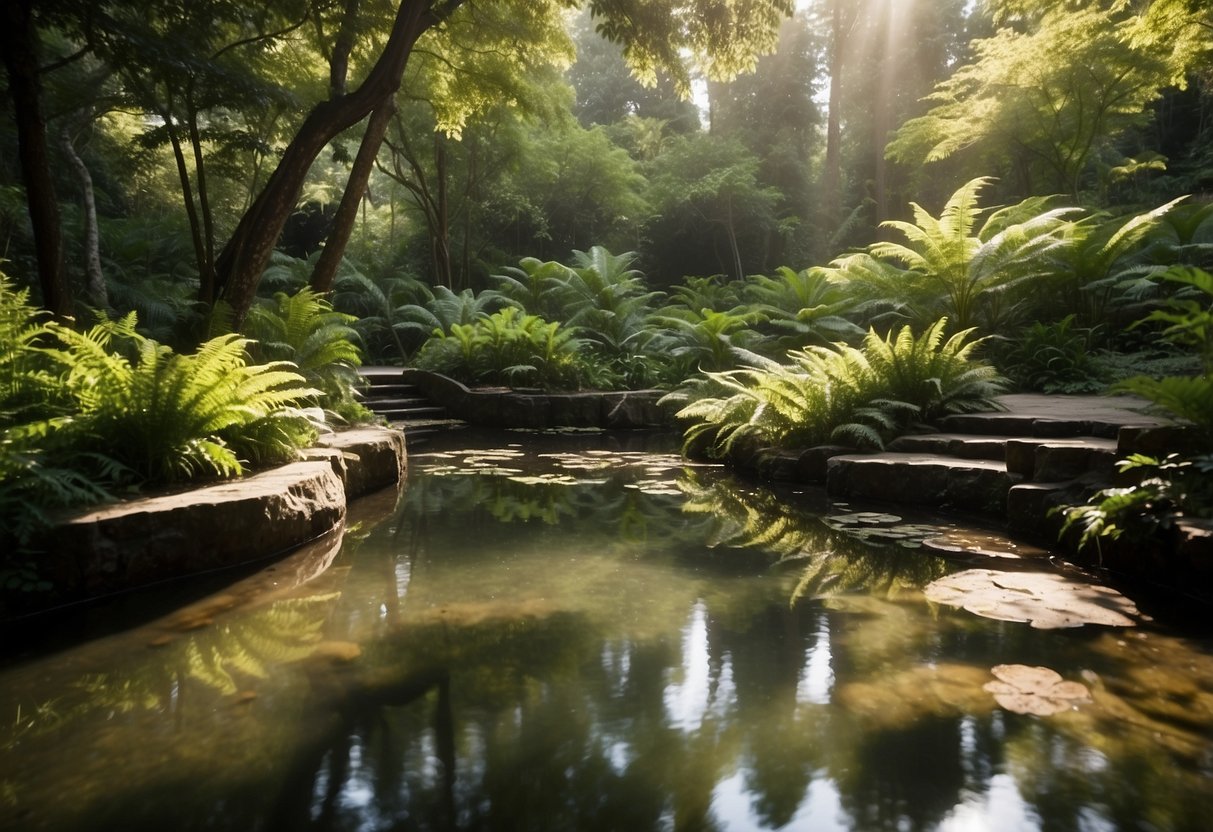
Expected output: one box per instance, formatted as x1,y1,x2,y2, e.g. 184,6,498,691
2,429,1212,832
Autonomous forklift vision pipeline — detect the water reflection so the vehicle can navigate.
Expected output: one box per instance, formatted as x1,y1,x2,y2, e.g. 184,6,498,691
2,431,1212,831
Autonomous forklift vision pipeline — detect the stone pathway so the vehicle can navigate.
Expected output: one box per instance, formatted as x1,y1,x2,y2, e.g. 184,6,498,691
825,394,1172,520
359,366,462,443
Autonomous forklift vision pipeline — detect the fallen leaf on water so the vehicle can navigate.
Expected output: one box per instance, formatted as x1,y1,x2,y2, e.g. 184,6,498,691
924,568,1139,629
983,663,1091,715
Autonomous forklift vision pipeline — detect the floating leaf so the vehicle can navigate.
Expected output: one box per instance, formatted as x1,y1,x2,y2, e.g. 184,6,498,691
983,664,1092,715
922,531,1052,562
924,568,1140,629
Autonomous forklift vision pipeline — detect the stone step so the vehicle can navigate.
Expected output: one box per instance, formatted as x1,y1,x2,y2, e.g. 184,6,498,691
1004,437,1120,481
372,405,449,421
936,412,1122,440
1006,480,1091,541
359,366,408,382
363,396,432,410
360,383,420,398
826,453,1021,515
887,432,1013,461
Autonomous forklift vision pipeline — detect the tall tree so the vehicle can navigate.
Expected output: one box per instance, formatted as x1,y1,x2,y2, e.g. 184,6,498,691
1,0,72,317
215,0,795,327
887,1,1212,198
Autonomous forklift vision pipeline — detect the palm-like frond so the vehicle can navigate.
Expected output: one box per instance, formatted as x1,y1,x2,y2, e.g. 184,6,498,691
855,178,1074,331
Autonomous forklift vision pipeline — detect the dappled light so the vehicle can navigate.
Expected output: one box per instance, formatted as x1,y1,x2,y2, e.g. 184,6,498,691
2,0,1212,829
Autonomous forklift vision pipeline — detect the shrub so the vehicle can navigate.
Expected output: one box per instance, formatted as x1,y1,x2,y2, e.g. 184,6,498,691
666,318,1005,458
412,307,592,390
1059,453,1213,554
994,315,1103,393
1114,266,1213,432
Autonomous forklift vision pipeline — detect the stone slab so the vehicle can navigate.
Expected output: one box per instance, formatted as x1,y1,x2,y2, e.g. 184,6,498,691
37,461,347,600
888,433,1011,460
1003,437,1118,480
315,426,408,499
826,453,1019,515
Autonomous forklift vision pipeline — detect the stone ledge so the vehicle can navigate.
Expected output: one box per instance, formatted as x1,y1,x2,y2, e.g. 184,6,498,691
399,369,672,429
315,426,408,498
16,426,407,613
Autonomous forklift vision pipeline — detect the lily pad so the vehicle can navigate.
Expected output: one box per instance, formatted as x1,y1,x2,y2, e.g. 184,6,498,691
983,664,1091,715
924,568,1139,629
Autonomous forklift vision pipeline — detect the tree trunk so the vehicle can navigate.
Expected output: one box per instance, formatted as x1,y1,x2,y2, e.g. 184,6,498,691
1,0,72,318
215,0,460,328
59,123,108,309
310,98,396,293
821,0,845,242
433,132,452,289
186,85,217,304
161,98,212,304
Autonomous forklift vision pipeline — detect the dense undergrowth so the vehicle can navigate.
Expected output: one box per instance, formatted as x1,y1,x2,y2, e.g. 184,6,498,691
0,274,370,570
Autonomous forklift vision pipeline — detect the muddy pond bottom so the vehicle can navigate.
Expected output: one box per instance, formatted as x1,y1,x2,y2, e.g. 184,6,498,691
2,429,1212,831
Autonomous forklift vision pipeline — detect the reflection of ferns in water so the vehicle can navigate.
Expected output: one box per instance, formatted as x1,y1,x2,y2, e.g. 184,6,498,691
678,472,949,601
184,597,335,694
679,470,834,558
4,594,341,747
787,547,949,605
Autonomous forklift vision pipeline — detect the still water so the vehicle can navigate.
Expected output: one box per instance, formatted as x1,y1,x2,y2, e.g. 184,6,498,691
2,429,1212,832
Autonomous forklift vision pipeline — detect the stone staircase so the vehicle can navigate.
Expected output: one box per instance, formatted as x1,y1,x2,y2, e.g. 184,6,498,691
824,395,1172,537
358,367,461,443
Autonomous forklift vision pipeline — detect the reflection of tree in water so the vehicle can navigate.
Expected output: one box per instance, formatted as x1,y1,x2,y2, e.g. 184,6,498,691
837,717,967,832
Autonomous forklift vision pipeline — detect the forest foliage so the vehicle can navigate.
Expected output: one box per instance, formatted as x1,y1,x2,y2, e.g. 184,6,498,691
2,0,1212,542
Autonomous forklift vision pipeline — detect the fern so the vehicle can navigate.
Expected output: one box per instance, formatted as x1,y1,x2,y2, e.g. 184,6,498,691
834,178,1075,333
245,287,372,423
413,307,591,390
46,320,320,483
1114,375,1213,433
669,317,1006,458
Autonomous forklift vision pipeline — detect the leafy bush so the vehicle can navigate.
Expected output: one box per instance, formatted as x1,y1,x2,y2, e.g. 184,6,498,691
412,307,592,390
652,306,764,374
1114,266,1213,432
493,246,671,387
666,318,1005,458
740,266,865,349
1059,454,1213,554
995,315,1103,393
